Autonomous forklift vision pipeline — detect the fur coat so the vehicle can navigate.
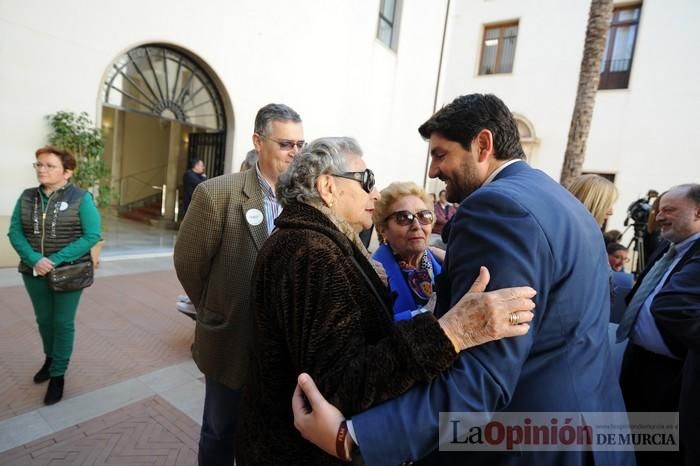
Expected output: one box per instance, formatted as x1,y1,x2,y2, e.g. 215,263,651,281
237,202,457,465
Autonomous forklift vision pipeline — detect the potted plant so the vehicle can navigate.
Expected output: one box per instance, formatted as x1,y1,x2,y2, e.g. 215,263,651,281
47,111,112,266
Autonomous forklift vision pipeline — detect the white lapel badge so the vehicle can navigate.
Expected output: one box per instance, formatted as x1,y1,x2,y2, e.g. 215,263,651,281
246,208,264,226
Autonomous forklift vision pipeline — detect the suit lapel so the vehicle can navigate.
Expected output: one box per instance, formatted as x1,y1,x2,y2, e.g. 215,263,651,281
665,237,700,284
626,238,700,303
241,169,269,251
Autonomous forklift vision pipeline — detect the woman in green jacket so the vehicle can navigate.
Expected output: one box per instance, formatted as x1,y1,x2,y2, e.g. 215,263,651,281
7,145,101,405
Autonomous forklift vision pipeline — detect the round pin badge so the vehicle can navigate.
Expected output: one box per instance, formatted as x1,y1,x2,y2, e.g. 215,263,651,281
58,201,69,211
246,208,264,226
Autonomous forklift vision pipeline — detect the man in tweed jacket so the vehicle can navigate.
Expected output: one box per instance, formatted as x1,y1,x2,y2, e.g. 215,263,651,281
174,103,304,465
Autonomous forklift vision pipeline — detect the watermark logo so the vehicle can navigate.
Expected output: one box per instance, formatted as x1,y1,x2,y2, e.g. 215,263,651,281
439,412,678,452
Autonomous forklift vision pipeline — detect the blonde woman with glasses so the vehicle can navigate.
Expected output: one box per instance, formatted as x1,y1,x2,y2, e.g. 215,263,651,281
372,182,443,321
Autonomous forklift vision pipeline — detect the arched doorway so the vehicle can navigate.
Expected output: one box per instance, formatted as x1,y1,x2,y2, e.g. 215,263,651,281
512,113,539,162
99,44,229,256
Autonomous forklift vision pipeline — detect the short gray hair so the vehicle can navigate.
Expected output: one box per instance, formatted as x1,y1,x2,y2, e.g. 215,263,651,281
239,149,258,172
277,137,363,207
254,103,302,136
669,183,700,205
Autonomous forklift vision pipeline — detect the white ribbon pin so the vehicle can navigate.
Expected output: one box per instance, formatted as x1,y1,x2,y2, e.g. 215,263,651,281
246,208,264,226
58,201,69,211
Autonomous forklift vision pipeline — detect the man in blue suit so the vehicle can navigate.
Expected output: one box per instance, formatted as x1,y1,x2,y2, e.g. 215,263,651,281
292,94,632,466
619,184,700,466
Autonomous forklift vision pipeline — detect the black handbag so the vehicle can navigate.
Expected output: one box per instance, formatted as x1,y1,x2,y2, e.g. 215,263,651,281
48,260,94,292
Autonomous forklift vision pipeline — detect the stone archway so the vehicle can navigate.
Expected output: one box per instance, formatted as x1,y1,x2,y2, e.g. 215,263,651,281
100,44,228,225
512,113,539,162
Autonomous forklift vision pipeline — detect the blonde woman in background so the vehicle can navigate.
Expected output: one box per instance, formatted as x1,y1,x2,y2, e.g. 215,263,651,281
568,174,629,371
567,174,618,227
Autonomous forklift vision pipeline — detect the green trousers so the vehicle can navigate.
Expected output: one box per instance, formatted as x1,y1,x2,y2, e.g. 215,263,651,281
22,274,83,377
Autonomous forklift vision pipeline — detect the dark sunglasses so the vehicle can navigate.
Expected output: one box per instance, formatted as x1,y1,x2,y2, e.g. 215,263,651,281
385,209,434,226
332,169,375,193
258,134,306,151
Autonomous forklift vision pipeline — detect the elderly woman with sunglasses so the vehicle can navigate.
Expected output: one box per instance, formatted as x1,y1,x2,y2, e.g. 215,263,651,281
236,137,535,465
372,182,443,321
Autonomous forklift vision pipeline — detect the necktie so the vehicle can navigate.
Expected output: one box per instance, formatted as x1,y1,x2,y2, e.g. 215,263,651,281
616,245,677,342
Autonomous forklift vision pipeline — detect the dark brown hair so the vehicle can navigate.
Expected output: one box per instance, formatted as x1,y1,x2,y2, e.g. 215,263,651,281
418,94,526,161
35,145,77,171
606,242,628,255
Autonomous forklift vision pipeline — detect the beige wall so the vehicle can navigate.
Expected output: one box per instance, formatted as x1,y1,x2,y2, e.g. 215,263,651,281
0,0,449,218
106,108,192,210
119,112,170,205
0,216,19,267
439,0,700,237
102,107,114,170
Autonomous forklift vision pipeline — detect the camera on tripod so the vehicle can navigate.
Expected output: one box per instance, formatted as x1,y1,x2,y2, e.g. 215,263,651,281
623,190,658,274
624,192,657,230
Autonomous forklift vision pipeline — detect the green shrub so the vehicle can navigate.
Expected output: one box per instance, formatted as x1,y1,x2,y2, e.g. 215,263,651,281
47,111,112,208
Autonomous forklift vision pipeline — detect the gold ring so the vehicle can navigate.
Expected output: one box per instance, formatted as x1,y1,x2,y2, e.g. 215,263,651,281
509,312,519,325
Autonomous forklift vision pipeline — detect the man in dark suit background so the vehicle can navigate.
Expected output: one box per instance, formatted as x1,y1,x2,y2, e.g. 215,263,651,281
618,183,700,466
292,94,631,466
181,158,207,216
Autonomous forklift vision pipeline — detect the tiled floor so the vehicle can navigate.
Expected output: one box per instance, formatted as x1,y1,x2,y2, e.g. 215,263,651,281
0,214,213,464
0,360,205,456
0,395,199,465
0,269,194,422
101,215,177,259
0,259,205,460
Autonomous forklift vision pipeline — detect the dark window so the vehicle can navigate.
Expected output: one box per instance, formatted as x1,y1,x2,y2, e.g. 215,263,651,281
599,5,642,90
479,22,519,75
377,0,401,50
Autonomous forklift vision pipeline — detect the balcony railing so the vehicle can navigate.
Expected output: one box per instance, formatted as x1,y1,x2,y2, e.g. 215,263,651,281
599,59,631,90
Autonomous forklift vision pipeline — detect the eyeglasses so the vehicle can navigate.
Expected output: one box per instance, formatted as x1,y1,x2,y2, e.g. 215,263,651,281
33,162,61,171
385,209,435,226
332,169,375,193
258,134,305,151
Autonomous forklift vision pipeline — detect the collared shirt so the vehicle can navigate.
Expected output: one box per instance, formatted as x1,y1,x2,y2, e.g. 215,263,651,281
630,231,700,358
482,159,524,187
255,163,282,234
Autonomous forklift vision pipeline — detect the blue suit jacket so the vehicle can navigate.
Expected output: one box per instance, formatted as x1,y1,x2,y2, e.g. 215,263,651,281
610,271,634,324
649,237,700,464
372,243,442,321
352,162,632,466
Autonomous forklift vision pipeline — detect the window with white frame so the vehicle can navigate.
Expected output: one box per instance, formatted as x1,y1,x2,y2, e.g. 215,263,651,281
479,22,519,75
377,0,401,50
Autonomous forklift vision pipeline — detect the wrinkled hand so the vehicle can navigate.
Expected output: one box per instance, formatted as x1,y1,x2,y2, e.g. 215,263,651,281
438,266,536,352
34,257,55,276
292,373,348,459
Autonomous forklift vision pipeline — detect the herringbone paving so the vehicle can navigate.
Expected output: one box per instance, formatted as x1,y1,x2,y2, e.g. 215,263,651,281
0,395,198,465
0,270,194,421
